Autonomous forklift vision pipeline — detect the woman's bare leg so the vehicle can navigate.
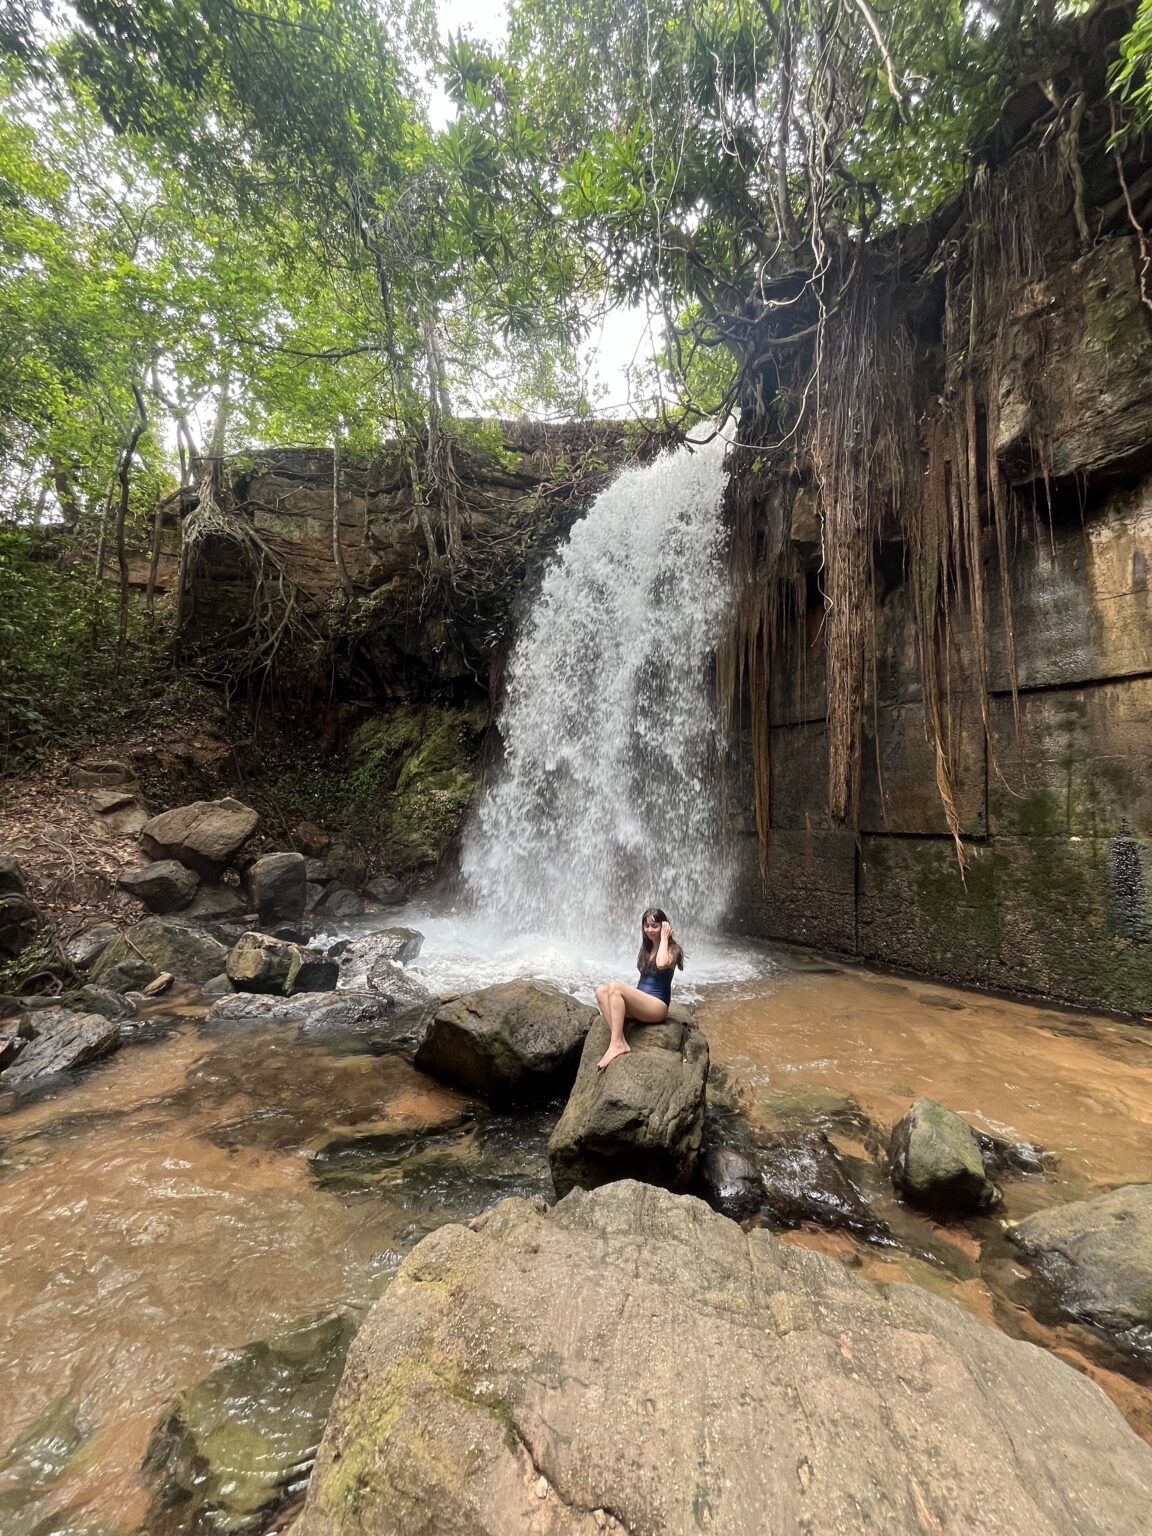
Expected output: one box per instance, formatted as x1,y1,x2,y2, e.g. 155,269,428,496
596,981,669,1070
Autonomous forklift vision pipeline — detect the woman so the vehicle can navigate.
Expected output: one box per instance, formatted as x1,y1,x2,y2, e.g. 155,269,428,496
594,907,685,1071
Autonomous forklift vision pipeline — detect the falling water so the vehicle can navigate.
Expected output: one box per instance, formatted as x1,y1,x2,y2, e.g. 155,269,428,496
462,428,733,943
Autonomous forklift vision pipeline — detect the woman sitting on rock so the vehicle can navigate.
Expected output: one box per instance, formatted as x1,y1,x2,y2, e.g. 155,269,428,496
594,907,684,1071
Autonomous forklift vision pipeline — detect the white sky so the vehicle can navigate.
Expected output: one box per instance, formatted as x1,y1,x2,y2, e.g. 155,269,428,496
432,0,655,419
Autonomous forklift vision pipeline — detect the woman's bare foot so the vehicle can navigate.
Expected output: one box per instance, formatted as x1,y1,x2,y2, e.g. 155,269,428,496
596,1041,631,1071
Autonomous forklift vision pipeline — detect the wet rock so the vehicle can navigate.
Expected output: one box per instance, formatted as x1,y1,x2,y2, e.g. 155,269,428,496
1012,1185,1152,1343
975,1128,1055,1178
548,1007,707,1198
332,927,425,985
758,1130,888,1241
0,857,27,895
3,1008,121,1083
365,958,430,1012
118,860,200,914
56,985,136,1022
142,1312,356,1536
91,917,229,989
206,993,306,1026
94,955,161,993
296,954,340,992
697,1145,765,1222
250,851,307,927
201,973,234,999
140,797,260,879
304,881,325,912
64,921,120,972
0,892,39,958
0,1394,90,1528
756,1084,871,1137
416,981,594,1104
206,989,397,1037
68,759,132,788
298,1181,1152,1536
303,858,330,884
889,1097,1001,1217
364,872,405,906
227,932,303,994
313,884,367,919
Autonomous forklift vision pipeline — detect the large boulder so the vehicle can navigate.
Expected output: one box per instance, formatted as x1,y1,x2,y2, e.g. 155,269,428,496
91,917,229,989
365,958,430,1014
250,852,307,928
298,1182,1152,1536
118,860,200,914
226,932,339,995
547,1008,707,1198
1012,1185,1152,1342
364,872,405,907
205,989,403,1040
759,1130,889,1242
415,981,594,1103
142,1312,356,1536
889,1097,1000,1216
140,798,260,878
3,1007,121,1083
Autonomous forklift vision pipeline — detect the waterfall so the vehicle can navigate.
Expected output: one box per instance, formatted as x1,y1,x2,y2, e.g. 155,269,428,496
462,429,733,944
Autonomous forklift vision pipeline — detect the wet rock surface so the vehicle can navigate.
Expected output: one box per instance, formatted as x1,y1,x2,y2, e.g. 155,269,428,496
364,957,430,1012
330,927,425,986
889,1096,1001,1216
2,1008,121,1084
142,1312,356,1536
548,1008,707,1197
415,980,594,1103
696,1144,765,1222
757,1130,889,1242
298,1180,1152,1536
1012,1184,1152,1345
226,932,304,994
64,921,121,971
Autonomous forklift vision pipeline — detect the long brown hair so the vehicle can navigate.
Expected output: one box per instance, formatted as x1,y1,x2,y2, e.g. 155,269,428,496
637,907,685,973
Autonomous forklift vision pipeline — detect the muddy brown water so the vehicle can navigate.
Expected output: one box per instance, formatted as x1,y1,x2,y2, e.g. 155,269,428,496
2,959,1152,1531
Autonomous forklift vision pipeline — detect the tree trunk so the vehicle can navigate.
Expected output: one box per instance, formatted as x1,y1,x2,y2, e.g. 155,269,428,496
115,384,149,654
331,430,354,596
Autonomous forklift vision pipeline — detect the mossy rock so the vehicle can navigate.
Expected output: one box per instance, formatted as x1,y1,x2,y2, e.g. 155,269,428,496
142,1313,356,1535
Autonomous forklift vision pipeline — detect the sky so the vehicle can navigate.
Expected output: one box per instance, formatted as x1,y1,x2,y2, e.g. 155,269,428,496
432,0,657,419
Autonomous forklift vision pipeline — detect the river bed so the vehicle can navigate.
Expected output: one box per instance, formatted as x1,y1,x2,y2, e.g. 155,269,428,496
2,935,1151,1532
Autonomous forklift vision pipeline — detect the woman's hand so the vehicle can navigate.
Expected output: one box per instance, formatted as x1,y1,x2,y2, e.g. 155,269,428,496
661,921,671,936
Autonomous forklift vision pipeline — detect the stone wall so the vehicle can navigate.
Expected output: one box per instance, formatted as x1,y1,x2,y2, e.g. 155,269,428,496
730,236,1152,1014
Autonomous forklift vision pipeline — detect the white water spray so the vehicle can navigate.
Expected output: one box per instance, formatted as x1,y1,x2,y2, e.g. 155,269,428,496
462,429,734,944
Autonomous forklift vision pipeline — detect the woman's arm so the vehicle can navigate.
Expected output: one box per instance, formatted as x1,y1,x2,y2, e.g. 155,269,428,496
656,922,674,968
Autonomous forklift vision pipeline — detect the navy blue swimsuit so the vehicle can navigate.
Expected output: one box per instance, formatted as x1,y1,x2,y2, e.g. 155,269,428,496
637,963,675,1007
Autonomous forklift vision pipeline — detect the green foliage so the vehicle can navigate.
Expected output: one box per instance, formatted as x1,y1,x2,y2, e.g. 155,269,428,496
0,526,170,768
1113,0,1152,125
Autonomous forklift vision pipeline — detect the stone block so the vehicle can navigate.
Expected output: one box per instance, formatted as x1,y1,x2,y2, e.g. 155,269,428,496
986,480,1152,691
992,834,1152,1013
768,610,827,725
730,828,857,954
996,239,1152,485
989,679,1152,839
769,722,832,830
861,701,986,837
857,837,999,985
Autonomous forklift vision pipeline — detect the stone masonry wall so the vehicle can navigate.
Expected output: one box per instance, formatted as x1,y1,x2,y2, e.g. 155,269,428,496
730,236,1152,1015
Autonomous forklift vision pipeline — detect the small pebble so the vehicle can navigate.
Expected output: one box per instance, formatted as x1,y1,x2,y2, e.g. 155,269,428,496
534,1475,548,1499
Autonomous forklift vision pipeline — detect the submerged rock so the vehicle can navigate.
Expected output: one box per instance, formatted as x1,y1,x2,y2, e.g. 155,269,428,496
117,860,200,914
3,1008,120,1083
298,1181,1152,1536
140,798,260,879
1012,1184,1152,1344
889,1097,1000,1217
548,1007,707,1198
142,1312,356,1536
91,917,229,989
758,1130,888,1242
415,980,594,1103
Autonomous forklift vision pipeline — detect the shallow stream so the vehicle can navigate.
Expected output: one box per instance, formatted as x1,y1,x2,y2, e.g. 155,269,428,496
2,920,1152,1532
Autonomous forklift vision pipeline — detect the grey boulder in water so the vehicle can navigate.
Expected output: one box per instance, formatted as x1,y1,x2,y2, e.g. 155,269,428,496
1012,1184,1152,1344
415,980,595,1103
548,1006,708,1197
3,1007,121,1083
297,1181,1152,1536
